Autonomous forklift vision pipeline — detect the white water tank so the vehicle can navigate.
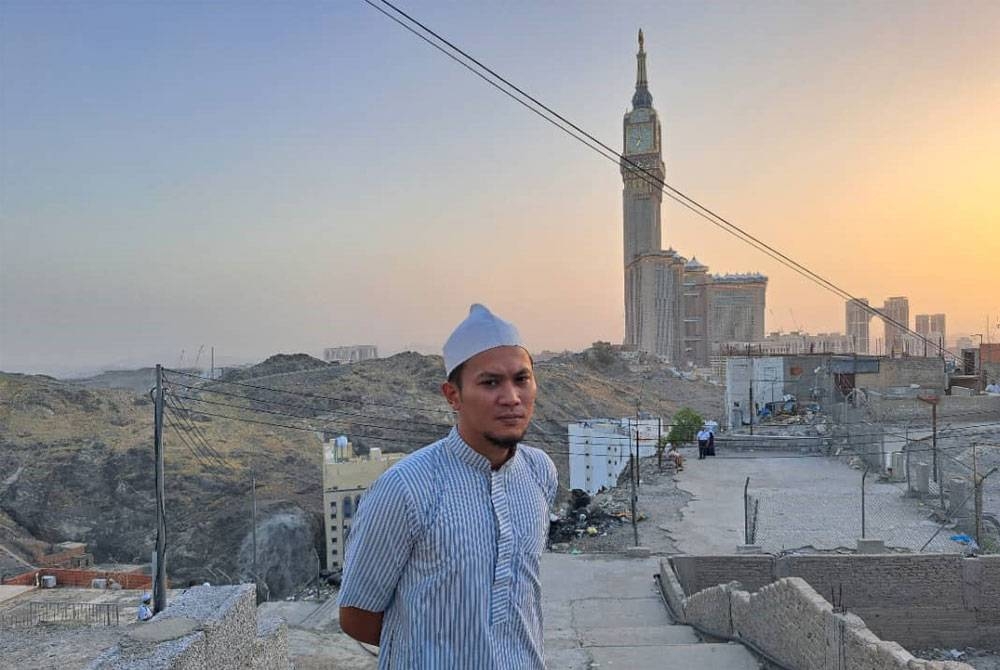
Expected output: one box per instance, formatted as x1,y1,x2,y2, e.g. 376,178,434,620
41,575,56,588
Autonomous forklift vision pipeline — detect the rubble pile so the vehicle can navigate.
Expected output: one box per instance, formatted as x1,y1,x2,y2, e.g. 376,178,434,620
548,483,647,547
914,648,1000,669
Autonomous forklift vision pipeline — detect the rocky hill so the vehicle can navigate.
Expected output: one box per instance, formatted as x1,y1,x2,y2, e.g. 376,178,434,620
0,348,722,597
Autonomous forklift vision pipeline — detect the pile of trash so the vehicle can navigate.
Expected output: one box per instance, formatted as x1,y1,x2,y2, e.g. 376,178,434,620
548,489,638,544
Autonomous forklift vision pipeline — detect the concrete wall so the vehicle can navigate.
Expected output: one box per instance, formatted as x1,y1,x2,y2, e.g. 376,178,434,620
89,584,289,670
867,394,1000,423
713,433,832,452
661,563,974,670
670,554,1000,650
857,357,947,395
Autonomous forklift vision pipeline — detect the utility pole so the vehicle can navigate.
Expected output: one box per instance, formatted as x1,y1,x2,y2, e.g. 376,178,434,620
153,364,167,614
634,403,641,493
747,344,754,436
973,444,981,547
251,466,259,601
657,416,662,470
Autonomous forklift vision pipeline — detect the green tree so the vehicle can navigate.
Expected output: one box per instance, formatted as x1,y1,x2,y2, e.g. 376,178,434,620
665,407,704,445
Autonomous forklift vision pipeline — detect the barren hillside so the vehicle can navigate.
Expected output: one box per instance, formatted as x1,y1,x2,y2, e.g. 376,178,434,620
0,347,721,596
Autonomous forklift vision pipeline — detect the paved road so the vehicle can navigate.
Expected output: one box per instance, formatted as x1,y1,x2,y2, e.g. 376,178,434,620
669,450,956,554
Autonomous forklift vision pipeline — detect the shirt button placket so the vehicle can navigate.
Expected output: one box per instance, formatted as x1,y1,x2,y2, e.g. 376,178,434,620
490,468,514,627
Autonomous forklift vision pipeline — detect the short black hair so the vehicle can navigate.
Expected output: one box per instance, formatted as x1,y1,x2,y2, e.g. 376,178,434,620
447,362,466,390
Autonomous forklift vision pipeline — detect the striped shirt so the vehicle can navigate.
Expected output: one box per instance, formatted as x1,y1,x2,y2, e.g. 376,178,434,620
337,428,558,669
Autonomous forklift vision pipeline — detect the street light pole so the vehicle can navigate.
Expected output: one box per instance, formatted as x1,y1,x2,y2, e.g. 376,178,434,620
973,334,985,392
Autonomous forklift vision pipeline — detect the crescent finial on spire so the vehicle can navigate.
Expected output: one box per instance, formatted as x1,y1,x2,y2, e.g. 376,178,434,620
638,28,644,52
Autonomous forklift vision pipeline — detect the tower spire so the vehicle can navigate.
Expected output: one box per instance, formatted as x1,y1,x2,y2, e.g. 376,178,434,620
632,29,653,109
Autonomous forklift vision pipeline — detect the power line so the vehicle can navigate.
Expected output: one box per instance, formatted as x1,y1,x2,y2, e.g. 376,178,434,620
163,394,237,472
163,376,455,433
168,392,449,440
365,0,957,362
163,368,456,416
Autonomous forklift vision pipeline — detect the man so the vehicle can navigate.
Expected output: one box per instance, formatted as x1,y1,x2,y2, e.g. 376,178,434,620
337,304,558,669
696,427,710,460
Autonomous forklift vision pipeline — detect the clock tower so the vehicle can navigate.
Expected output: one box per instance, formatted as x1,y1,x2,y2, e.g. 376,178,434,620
621,29,665,264
622,30,670,352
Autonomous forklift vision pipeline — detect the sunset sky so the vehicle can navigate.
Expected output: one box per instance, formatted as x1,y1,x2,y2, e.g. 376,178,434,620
2,1,998,376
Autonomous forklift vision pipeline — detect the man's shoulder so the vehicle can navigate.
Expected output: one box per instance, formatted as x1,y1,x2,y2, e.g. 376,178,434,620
518,443,558,484
379,438,447,487
518,443,554,465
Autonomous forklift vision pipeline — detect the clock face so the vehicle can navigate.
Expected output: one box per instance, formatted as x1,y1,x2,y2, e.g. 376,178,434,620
626,123,654,153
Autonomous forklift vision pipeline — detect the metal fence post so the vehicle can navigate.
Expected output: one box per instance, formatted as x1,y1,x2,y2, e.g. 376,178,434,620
744,477,750,544
861,467,869,539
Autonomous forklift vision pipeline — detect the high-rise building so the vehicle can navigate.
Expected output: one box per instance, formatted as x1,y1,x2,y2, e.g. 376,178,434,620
882,297,910,355
915,313,946,355
845,298,872,354
621,31,766,365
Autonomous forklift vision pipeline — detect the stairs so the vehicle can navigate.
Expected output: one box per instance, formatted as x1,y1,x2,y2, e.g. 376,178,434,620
543,553,761,670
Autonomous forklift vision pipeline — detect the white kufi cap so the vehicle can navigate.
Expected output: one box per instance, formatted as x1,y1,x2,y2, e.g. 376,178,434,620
443,304,525,377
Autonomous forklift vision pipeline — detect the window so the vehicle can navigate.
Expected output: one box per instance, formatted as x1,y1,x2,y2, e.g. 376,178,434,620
343,497,353,519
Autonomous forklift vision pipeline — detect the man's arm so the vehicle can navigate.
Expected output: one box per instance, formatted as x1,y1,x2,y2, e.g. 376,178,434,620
336,467,419,647
339,606,383,645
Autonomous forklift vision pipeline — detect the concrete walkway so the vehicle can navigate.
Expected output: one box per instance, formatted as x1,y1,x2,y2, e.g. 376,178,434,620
668,451,955,553
542,553,760,669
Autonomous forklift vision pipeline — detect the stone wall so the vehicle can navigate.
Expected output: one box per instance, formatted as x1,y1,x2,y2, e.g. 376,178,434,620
252,616,289,670
670,554,1000,649
89,584,289,669
661,562,974,670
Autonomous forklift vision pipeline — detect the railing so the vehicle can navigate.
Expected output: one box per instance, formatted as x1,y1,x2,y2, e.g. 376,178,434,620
0,601,123,628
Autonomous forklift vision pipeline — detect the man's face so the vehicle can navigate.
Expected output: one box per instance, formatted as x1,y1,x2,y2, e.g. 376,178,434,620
442,346,536,450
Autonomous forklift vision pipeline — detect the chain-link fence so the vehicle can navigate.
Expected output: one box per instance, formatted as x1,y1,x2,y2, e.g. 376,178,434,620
747,474,962,553
0,601,123,628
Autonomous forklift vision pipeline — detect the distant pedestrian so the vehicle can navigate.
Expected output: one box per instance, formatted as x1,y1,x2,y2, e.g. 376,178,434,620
706,429,716,457
137,593,153,621
696,428,711,459
338,304,558,669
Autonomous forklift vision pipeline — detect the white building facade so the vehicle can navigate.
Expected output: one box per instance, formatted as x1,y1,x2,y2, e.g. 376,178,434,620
568,418,660,496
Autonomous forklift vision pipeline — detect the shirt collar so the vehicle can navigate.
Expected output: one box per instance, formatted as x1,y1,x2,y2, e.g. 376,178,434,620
446,427,519,473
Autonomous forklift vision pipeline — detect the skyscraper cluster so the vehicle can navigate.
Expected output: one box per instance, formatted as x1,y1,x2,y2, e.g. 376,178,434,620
621,32,767,366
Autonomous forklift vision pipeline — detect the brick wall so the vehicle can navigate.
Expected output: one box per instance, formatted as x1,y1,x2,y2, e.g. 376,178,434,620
2,568,152,590
669,554,1000,649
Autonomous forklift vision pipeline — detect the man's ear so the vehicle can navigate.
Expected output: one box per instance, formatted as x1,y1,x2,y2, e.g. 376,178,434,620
441,381,461,410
